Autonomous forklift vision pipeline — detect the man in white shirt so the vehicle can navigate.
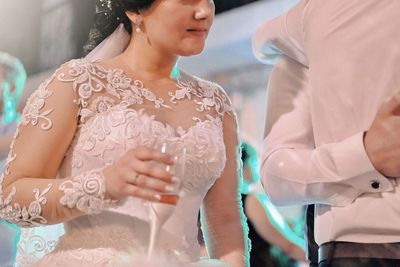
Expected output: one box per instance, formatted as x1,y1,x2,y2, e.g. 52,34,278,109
253,0,400,266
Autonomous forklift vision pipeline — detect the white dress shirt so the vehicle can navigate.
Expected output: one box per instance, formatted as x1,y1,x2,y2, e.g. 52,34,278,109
254,0,400,245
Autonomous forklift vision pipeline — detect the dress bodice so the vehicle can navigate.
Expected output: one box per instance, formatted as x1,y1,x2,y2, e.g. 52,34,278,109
62,104,226,193
43,58,234,263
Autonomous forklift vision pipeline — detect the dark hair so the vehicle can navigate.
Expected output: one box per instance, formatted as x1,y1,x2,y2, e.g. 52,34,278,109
83,0,155,56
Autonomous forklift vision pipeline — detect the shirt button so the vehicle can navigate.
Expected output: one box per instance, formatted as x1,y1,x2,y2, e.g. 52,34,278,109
371,180,380,189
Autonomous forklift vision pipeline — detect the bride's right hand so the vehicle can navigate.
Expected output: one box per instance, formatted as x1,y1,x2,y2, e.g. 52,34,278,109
102,147,179,204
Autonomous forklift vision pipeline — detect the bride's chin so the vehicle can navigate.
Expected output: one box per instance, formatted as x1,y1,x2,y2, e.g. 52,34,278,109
178,47,206,57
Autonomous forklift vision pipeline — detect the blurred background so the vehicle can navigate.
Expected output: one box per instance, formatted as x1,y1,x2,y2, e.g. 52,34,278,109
0,0,298,147
0,0,306,266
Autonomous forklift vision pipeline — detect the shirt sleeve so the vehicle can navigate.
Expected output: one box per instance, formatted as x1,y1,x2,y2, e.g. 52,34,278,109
261,56,393,207
0,62,116,227
252,0,309,66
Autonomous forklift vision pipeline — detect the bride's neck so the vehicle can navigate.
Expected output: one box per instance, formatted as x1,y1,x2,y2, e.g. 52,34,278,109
120,36,178,81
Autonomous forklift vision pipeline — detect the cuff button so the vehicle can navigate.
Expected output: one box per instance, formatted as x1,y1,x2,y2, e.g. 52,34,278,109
371,180,380,189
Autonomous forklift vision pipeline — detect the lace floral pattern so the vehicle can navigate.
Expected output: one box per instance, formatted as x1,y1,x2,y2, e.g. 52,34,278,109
180,116,226,191
16,227,61,267
57,59,233,121
194,77,233,116
168,79,196,103
90,96,116,114
167,76,233,116
0,71,58,227
0,183,53,227
58,59,173,122
69,106,226,192
21,75,56,131
2,57,237,265
59,169,117,215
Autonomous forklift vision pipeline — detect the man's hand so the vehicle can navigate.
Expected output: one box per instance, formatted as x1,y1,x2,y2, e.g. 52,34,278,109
364,93,400,177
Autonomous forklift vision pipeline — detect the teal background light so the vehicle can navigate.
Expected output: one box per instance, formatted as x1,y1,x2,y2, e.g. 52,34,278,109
0,52,27,125
170,59,181,79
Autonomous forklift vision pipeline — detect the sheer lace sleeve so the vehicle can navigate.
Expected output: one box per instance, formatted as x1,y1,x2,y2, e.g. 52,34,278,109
200,89,250,267
0,62,116,228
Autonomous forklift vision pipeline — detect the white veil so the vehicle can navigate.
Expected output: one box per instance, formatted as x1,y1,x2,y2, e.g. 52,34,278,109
85,23,131,61
14,24,131,267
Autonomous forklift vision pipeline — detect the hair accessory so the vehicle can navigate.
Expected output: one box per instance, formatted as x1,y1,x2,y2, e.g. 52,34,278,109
97,0,113,14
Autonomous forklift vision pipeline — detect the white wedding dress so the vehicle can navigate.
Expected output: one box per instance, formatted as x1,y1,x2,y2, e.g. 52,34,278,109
0,26,245,267
3,59,238,266
3,57,239,266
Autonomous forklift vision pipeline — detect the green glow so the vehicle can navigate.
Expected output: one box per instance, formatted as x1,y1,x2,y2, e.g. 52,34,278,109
239,144,251,266
170,61,180,79
0,220,21,263
240,142,304,250
257,193,305,249
2,82,22,124
0,52,27,125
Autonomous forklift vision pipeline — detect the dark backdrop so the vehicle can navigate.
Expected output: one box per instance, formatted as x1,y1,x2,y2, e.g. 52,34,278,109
215,0,261,14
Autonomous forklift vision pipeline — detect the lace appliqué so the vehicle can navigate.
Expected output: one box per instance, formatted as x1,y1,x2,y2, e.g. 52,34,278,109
168,79,195,103
168,76,233,116
59,168,117,215
0,73,58,226
58,59,172,122
106,68,170,109
58,59,234,123
90,95,116,113
0,183,53,227
0,74,57,227
16,227,60,267
0,123,53,227
180,116,226,191
194,77,233,116
69,106,227,193
21,76,55,131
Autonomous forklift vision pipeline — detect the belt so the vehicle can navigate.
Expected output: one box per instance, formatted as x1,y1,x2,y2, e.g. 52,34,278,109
318,242,400,263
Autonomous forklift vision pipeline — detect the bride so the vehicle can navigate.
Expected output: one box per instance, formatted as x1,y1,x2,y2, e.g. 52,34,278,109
0,0,250,266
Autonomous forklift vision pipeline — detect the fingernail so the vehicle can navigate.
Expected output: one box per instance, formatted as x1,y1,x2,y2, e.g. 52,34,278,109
166,165,172,173
165,185,175,192
171,176,180,183
154,194,161,200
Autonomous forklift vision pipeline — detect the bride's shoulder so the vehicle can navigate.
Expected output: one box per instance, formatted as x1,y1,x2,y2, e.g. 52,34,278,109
49,57,110,90
28,58,89,92
183,73,227,97
182,72,234,116
30,58,107,105
58,58,105,75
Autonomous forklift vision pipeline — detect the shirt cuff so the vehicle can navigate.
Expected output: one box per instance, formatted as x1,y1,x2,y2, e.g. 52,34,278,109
331,131,394,193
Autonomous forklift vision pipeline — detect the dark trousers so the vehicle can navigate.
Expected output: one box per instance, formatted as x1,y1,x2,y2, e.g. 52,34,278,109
304,206,400,267
319,258,400,267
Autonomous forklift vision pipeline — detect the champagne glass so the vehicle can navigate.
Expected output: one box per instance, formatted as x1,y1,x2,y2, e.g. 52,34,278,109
147,141,186,257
